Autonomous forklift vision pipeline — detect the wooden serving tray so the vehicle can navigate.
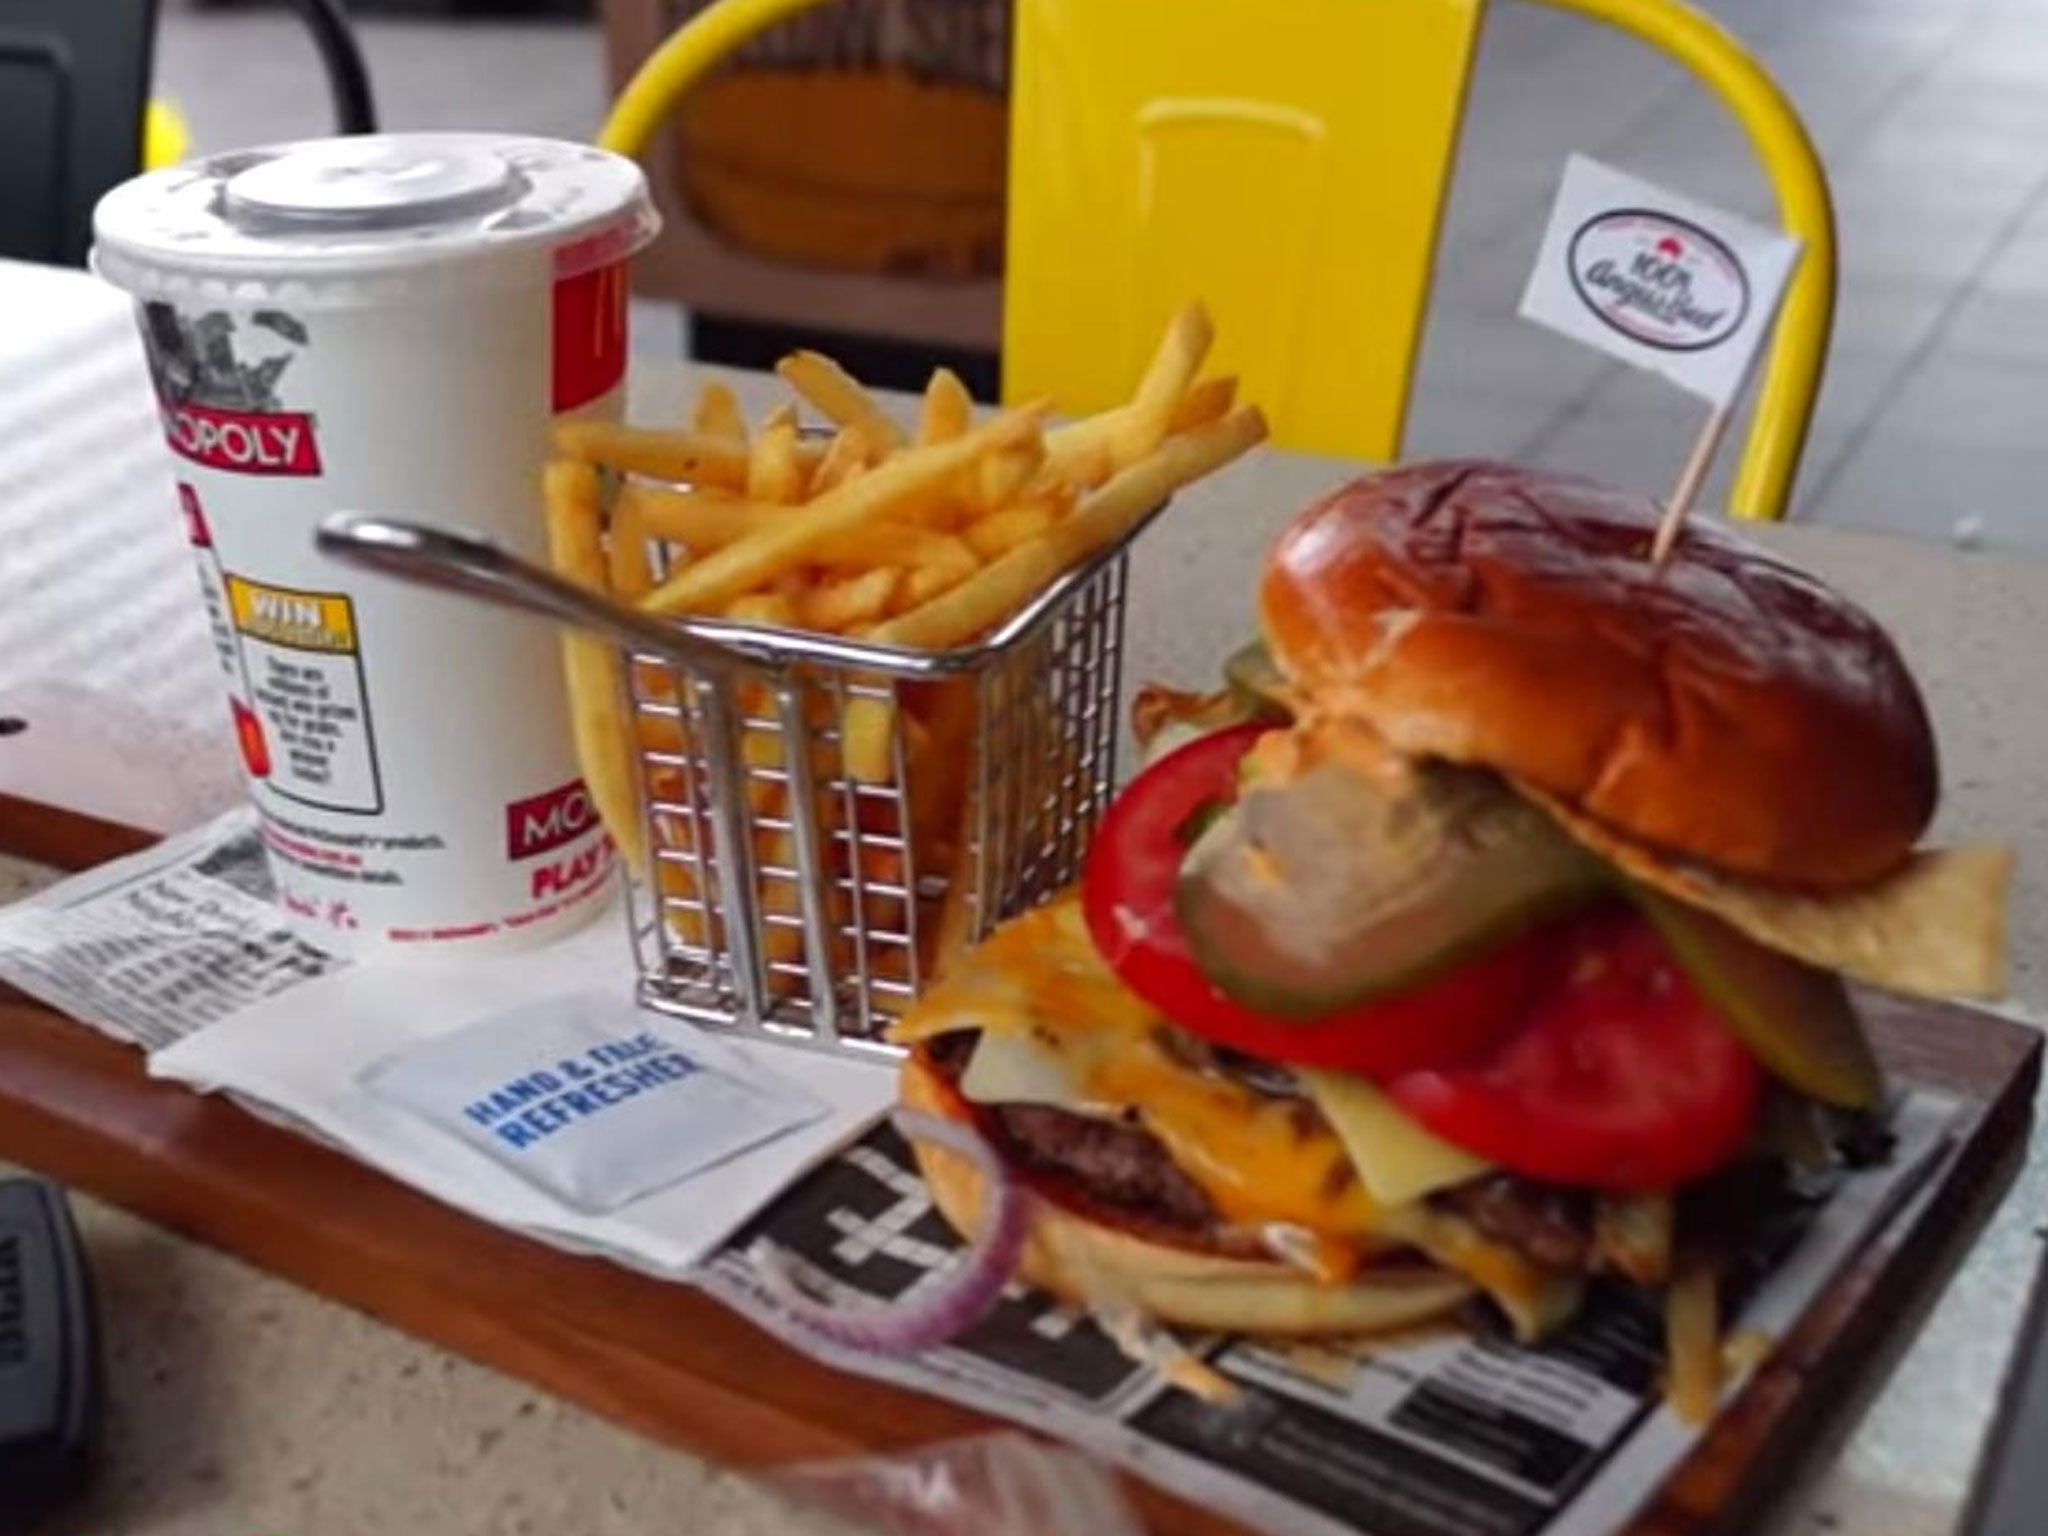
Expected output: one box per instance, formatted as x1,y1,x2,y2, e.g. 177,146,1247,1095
0,792,2036,1536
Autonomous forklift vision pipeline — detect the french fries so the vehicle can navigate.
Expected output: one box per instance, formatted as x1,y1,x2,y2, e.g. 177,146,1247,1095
830,525,966,575
1666,1265,1722,1426
1041,411,1120,489
965,440,1046,514
917,367,973,445
809,426,873,496
726,591,799,627
746,411,805,504
870,405,1268,652
543,459,645,873
841,696,899,788
553,420,750,490
799,567,901,631
777,350,908,453
925,771,983,980
606,483,655,600
901,534,980,604
545,301,1264,990
963,500,1059,561
1111,300,1215,467
691,380,747,444
641,403,1046,617
620,484,975,573
1169,375,1238,434
614,484,765,552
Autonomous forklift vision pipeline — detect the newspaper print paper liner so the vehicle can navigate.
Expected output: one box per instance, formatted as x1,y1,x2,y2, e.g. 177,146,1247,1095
695,1099,1957,1536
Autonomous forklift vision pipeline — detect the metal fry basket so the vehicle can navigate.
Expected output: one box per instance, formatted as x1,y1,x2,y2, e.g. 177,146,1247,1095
314,502,1151,1061
624,519,1143,1058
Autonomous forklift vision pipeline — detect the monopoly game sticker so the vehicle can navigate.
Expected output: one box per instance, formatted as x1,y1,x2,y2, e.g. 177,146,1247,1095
140,301,324,475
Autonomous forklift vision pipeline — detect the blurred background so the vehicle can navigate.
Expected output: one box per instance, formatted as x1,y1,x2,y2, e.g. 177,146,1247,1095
149,0,2048,550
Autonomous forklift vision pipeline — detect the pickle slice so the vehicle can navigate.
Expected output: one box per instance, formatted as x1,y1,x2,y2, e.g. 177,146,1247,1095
1633,888,1883,1110
1222,640,1293,722
1176,764,1604,1018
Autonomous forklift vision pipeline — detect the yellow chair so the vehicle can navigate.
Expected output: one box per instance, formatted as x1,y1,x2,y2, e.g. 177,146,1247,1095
602,0,1835,519
144,99,191,170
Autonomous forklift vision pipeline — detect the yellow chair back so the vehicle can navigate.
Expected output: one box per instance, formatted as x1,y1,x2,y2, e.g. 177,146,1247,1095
1004,0,1482,467
601,0,1835,519
143,99,191,170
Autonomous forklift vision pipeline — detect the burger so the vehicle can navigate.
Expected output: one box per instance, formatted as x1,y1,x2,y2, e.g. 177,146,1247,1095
888,461,2012,1378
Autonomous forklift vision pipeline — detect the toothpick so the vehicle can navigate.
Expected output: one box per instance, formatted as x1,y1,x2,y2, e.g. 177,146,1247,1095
1651,405,1733,570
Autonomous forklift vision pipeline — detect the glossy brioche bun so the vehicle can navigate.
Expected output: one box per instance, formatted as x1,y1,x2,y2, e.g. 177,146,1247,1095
899,1051,1473,1336
1260,461,1938,888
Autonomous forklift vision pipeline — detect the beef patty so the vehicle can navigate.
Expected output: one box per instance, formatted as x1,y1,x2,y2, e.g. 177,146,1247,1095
921,1031,1219,1231
1436,1176,1593,1271
922,1031,1600,1272
992,1103,1218,1227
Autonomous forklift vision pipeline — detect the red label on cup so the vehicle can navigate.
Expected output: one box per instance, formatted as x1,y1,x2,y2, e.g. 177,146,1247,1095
551,259,629,414
178,483,211,545
162,401,323,476
507,777,600,860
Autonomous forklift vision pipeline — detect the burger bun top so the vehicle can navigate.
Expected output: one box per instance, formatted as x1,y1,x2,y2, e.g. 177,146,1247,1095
1259,461,1937,888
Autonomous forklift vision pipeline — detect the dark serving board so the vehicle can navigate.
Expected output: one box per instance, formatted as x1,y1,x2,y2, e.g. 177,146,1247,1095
0,791,2036,1536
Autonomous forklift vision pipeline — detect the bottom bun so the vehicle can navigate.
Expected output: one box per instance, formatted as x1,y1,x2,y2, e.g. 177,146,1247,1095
900,1053,1474,1336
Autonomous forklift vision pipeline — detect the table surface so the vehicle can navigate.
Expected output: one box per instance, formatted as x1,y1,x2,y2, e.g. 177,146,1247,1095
2,257,2044,1536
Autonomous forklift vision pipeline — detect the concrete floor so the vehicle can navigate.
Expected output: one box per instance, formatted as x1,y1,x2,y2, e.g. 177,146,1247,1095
154,0,2048,551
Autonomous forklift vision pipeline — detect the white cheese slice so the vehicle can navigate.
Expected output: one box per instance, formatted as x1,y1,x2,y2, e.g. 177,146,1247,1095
1299,1068,1492,1207
959,1027,1089,1110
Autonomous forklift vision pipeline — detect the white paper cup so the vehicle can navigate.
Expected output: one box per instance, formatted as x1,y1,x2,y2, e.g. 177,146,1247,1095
93,135,659,954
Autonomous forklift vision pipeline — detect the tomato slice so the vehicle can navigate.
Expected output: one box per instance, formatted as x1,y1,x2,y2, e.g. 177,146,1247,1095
1081,725,1545,1078
1386,906,1764,1190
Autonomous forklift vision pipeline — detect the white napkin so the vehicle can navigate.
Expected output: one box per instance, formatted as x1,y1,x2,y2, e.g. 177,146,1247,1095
151,904,894,1277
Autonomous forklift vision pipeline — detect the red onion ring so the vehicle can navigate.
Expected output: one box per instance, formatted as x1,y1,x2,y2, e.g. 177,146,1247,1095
751,1109,1030,1355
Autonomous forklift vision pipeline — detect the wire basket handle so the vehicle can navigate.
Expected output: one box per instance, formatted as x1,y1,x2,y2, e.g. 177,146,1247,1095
315,513,777,675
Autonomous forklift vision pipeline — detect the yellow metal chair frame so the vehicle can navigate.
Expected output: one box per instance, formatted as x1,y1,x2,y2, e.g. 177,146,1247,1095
601,0,1834,520
144,100,192,170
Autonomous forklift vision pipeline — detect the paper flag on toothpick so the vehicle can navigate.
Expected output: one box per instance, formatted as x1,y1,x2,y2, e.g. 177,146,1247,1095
1520,155,1805,566
1519,154,1802,410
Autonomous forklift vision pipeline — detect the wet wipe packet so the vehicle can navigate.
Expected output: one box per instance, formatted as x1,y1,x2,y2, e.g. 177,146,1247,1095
362,990,826,1214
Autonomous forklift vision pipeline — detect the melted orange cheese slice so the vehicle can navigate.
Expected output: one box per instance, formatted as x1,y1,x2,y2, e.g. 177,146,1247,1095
900,900,1381,1244
893,897,1579,1335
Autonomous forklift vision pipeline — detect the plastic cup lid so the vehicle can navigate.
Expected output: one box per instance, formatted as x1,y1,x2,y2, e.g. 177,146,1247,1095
93,132,658,305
